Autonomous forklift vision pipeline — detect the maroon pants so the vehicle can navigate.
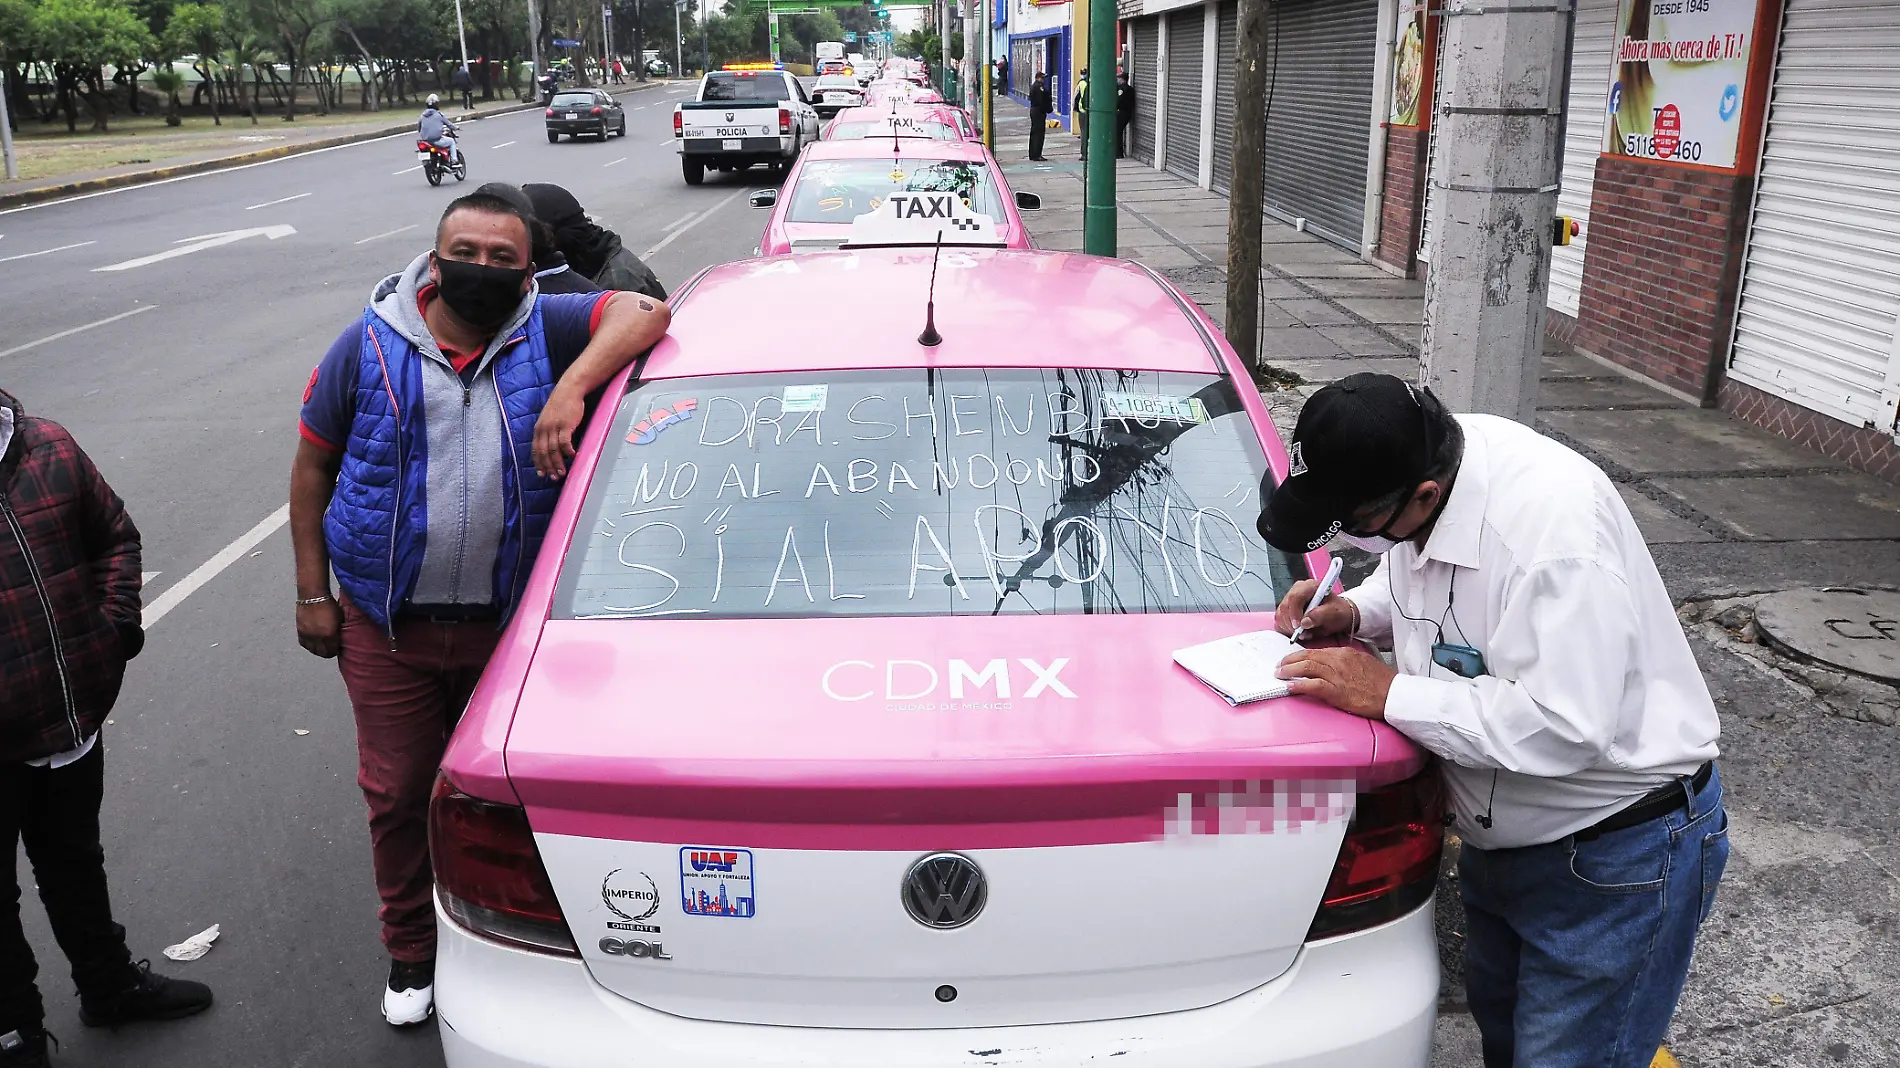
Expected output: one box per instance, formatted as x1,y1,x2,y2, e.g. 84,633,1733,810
337,603,500,963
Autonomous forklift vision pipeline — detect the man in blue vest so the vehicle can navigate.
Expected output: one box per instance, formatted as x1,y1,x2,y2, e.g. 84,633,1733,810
287,191,669,1028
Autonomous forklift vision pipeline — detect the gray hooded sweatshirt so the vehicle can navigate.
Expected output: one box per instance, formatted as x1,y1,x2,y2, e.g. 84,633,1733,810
368,252,539,608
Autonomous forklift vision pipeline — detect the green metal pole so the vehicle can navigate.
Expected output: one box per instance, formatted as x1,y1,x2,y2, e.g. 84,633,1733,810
1082,0,1117,255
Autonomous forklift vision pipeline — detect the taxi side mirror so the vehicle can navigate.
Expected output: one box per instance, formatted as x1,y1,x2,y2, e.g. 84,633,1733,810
1015,191,1043,211
749,189,779,208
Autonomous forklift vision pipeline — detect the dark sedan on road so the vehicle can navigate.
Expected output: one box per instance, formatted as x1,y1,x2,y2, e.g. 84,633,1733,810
546,89,627,142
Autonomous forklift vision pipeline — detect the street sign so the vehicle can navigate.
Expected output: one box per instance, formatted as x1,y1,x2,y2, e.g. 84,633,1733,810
552,37,582,47
844,31,857,41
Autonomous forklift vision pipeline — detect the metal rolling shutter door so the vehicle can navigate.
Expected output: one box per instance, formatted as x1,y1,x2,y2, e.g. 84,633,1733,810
1260,0,1378,248
1728,0,1900,431
1165,7,1205,183
1547,0,1617,316
1132,18,1160,164
1212,1,1239,193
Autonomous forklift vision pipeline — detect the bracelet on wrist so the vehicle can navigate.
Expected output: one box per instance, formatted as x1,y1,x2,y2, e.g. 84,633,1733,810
296,594,335,607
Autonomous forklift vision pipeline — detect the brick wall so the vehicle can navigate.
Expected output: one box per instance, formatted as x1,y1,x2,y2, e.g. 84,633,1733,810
1375,125,1429,277
1718,379,1900,484
1571,156,1754,402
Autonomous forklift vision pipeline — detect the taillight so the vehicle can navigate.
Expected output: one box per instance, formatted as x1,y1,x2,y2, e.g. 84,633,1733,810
1306,769,1443,941
590,105,603,115
673,109,683,136
545,107,554,117
430,775,577,956
778,107,791,134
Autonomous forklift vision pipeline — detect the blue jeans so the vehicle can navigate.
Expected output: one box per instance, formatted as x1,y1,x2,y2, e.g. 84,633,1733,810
1459,764,1729,1068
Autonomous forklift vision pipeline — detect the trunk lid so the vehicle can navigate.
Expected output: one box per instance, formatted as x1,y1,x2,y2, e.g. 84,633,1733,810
510,613,1417,1028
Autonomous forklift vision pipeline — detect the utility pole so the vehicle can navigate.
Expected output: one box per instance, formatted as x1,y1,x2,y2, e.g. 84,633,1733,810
602,2,614,79
0,74,16,180
700,0,709,76
635,0,647,80
1081,0,1117,253
675,0,685,75
1419,0,1572,419
961,0,975,115
940,0,952,98
1223,0,1270,359
980,0,992,149
454,0,472,94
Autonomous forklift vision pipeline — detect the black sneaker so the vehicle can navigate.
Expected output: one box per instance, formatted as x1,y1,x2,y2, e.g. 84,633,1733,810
78,960,213,1028
0,1028,50,1067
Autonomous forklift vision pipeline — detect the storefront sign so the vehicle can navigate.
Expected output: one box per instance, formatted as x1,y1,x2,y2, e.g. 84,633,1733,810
1604,0,1760,167
1388,0,1429,127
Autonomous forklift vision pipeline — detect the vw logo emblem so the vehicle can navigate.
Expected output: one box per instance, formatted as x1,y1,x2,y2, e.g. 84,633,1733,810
902,852,987,929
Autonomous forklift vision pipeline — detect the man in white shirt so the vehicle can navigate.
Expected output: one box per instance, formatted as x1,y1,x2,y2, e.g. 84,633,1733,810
1259,373,1727,1068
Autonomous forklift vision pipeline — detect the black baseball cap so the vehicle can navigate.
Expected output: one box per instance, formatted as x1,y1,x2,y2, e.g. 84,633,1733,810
1257,373,1446,553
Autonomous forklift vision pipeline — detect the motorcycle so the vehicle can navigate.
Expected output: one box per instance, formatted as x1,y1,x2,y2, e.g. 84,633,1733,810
416,136,467,187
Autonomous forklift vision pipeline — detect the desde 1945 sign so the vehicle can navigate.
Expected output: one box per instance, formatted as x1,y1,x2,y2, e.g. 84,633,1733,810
1604,0,1760,168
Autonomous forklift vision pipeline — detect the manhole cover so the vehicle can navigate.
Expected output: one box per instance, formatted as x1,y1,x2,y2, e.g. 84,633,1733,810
1753,587,1900,683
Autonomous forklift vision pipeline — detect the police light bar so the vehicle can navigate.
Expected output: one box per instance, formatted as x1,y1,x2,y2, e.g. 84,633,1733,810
842,192,1004,249
722,62,783,71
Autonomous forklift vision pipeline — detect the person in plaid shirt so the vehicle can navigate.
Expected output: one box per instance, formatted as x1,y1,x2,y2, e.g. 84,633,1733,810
0,388,211,1066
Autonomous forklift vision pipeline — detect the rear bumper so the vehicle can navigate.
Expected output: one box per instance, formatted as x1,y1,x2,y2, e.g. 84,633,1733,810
678,136,792,157
547,119,609,133
437,897,1437,1068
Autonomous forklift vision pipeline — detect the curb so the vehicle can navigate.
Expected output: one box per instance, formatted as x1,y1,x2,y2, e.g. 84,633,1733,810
0,80,672,212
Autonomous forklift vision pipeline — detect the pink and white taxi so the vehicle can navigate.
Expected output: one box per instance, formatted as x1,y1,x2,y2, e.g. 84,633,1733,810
747,138,1039,255
429,203,1443,1068
823,106,966,143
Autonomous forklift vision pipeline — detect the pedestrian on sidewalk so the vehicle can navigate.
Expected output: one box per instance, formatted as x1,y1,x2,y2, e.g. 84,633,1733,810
452,64,474,110
1114,67,1134,159
1073,68,1089,161
1027,71,1051,161
0,389,213,1067
611,58,626,84
998,55,1009,94
288,192,670,1029
1260,373,1727,1068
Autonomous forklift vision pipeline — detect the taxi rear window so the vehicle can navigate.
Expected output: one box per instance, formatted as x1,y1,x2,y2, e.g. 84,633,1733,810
553,369,1307,620
786,159,1003,223
829,120,959,141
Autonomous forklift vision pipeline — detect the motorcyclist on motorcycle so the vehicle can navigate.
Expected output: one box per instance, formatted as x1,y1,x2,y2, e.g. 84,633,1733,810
418,93,460,164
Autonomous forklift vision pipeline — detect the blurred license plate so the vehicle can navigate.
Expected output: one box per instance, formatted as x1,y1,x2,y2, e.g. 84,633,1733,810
723,138,742,151
565,112,577,119
416,151,431,160
826,93,849,102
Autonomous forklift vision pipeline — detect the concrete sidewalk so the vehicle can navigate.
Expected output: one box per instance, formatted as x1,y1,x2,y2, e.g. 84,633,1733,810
992,94,1900,1067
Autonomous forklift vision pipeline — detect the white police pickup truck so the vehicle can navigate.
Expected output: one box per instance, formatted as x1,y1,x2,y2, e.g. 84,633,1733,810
673,65,822,186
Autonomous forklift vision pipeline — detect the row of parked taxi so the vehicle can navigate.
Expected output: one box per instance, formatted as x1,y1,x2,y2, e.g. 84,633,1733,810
745,59,1043,254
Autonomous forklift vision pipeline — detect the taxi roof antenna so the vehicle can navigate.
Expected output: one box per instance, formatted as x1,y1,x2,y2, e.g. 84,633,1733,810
917,233,945,347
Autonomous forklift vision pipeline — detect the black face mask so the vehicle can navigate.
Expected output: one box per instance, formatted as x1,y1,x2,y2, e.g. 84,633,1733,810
433,255,529,332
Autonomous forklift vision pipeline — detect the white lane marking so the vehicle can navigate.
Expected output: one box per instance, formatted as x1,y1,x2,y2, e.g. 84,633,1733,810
245,192,311,210
94,225,296,272
142,572,161,585
604,156,628,167
661,210,695,232
355,223,419,245
144,505,289,628
656,138,675,147
491,140,517,148
0,240,97,264
642,189,744,258
0,306,157,360
393,165,424,175
0,129,419,217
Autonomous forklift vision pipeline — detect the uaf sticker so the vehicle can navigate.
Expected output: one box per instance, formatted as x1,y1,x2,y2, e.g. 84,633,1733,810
679,847,756,918
782,384,829,412
628,399,698,445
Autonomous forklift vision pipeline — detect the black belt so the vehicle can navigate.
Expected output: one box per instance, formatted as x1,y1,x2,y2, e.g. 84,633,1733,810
1574,761,1714,842
400,603,501,624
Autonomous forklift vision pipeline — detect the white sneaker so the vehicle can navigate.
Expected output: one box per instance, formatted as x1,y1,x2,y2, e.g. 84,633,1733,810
383,958,435,1027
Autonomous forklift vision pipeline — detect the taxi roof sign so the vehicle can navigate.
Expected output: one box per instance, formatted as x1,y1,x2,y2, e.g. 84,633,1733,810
871,115,942,138
842,192,1004,249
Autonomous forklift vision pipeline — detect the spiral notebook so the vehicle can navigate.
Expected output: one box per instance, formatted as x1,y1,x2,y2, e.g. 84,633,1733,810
1172,629,1300,706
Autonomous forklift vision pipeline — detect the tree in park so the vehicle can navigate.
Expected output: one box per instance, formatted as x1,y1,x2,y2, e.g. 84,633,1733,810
241,0,335,120
150,66,185,124
31,0,156,132
167,1,227,124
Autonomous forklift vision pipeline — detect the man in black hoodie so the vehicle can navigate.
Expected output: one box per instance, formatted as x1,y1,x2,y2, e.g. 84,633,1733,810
522,184,668,300
0,389,212,1066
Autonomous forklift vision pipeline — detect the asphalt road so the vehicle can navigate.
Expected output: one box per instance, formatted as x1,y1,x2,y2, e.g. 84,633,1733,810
0,82,777,1067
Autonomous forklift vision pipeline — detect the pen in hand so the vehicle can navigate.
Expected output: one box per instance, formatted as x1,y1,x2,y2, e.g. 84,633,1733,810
1291,556,1346,644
